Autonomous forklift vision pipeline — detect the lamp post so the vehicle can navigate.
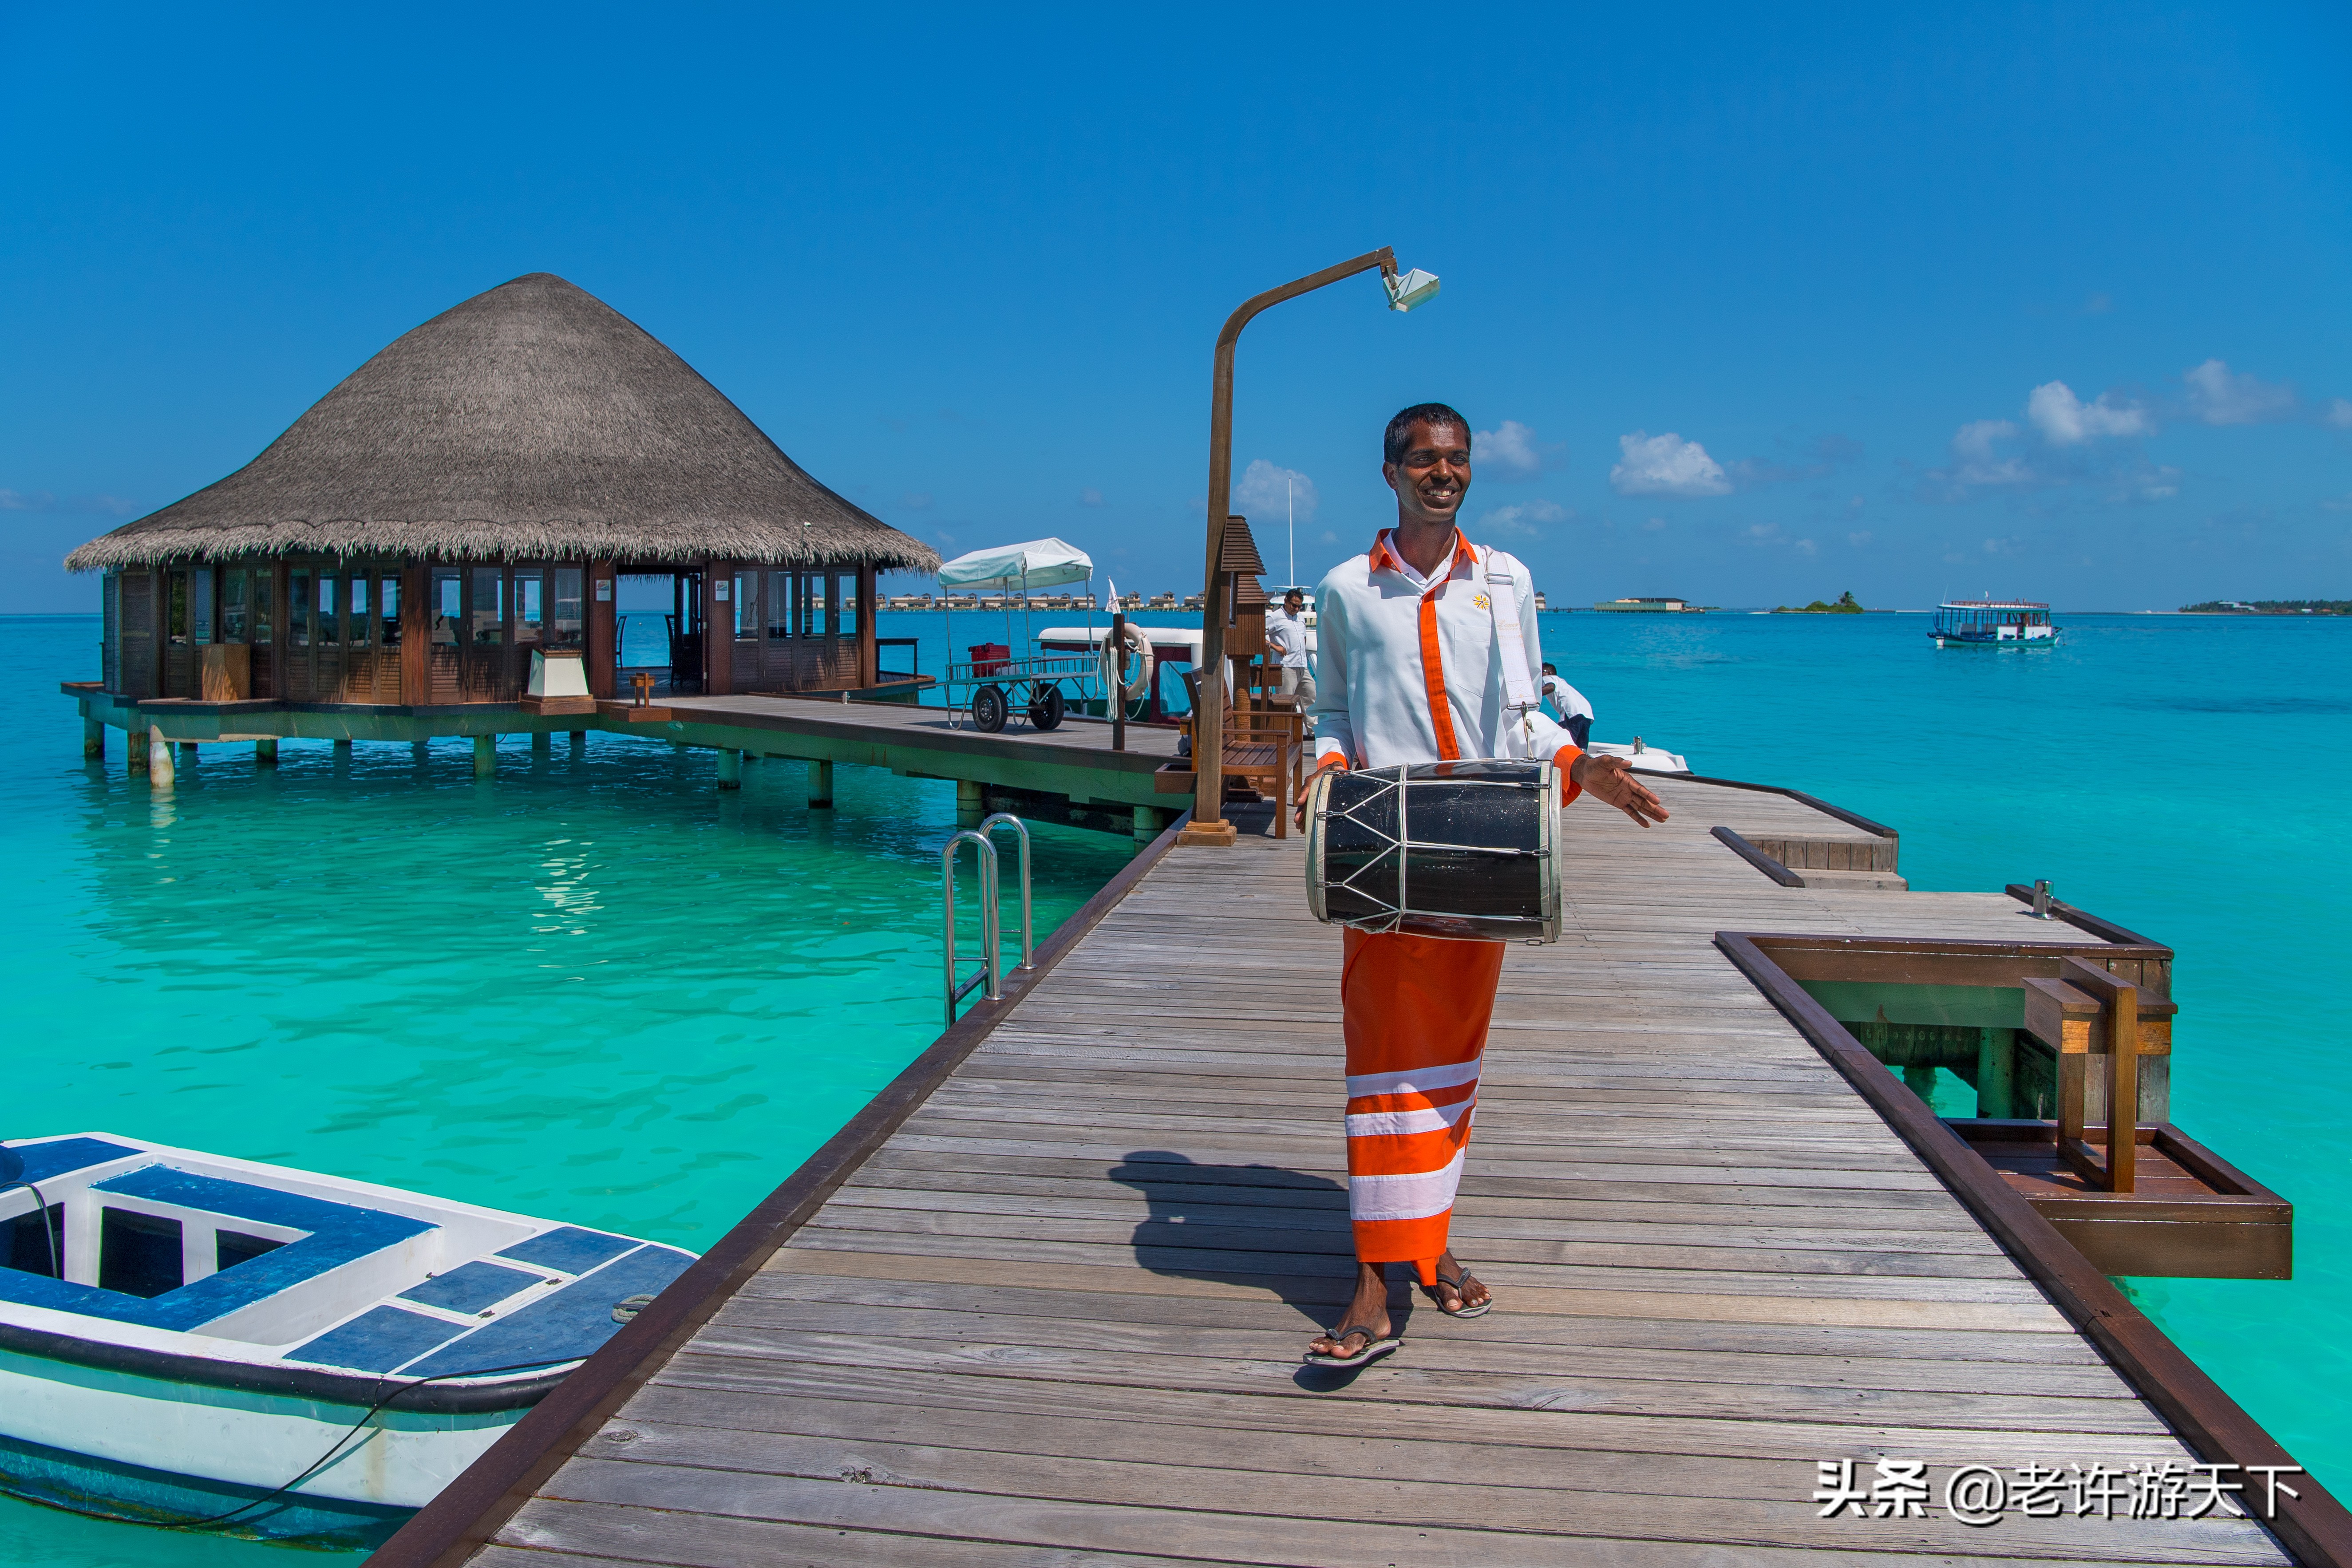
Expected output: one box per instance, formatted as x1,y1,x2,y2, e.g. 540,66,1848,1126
1177,247,1439,846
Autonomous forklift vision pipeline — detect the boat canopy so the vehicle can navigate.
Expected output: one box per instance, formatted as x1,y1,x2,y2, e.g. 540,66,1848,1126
937,538,1094,592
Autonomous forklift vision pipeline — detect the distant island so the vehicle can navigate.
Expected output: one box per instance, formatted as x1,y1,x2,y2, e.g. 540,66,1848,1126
2180,599,2351,615
1773,591,1865,614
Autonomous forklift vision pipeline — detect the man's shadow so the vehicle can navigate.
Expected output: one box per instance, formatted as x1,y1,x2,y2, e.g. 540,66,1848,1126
1107,1149,1418,1387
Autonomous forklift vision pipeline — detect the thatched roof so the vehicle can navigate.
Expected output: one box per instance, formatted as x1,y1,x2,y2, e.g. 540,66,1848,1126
65,273,940,573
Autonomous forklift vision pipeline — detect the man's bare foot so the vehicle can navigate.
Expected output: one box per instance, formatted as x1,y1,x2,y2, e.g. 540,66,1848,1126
1428,1248,1491,1316
1306,1261,1392,1359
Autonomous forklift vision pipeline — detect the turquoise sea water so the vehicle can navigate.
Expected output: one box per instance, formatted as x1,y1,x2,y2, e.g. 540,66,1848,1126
0,612,1134,1565
1,606,2346,1562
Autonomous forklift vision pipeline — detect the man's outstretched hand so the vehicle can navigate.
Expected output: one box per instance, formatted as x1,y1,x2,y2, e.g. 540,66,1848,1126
1571,752,1671,827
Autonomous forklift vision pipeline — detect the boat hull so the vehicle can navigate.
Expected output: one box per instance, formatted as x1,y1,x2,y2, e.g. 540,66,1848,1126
0,1344,518,1535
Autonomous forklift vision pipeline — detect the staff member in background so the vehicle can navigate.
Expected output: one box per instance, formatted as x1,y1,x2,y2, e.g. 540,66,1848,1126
1298,403,1668,1370
1268,588,1315,708
1542,661,1594,750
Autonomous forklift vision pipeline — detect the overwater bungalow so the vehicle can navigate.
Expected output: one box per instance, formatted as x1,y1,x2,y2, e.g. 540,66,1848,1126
65,273,938,716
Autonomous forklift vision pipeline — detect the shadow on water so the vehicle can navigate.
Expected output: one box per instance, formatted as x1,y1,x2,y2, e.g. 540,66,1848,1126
1107,1149,1419,1390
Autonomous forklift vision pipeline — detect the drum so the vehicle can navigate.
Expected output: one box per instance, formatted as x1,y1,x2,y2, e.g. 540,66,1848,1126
1304,759,1560,942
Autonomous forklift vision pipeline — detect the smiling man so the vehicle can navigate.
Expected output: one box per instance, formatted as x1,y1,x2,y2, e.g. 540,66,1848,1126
1300,403,1669,1369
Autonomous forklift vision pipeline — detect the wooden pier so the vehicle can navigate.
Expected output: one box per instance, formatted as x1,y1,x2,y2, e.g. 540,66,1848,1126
65,684,1190,843
372,777,2348,1568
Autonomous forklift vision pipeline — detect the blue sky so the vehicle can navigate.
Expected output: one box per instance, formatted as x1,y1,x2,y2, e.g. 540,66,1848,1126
4,3,2348,612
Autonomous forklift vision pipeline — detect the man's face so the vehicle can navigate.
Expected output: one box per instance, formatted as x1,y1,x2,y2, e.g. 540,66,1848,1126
1284,593,1303,615
1382,420,1472,527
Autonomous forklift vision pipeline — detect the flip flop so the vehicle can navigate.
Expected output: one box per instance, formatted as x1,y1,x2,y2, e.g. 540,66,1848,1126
1302,1323,1401,1369
1432,1270,1493,1319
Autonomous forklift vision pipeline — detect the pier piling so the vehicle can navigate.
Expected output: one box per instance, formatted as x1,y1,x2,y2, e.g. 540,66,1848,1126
125,726,147,775
256,739,278,766
146,726,174,788
83,719,104,760
956,778,984,827
473,735,496,777
717,748,742,790
532,731,552,754
808,759,834,809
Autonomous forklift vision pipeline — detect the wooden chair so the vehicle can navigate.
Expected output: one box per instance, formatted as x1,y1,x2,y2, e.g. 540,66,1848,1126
1182,670,1303,837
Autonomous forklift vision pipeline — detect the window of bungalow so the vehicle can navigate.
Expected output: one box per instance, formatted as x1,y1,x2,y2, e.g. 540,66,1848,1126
515,567,545,645
844,573,861,640
289,569,311,647
432,568,462,644
734,571,757,640
823,574,841,638
379,573,402,646
348,573,371,648
766,572,791,640
191,567,216,644
166,570,190,645
221,568,249,644
548,567,581,648
316,570,341,647
471,567,504,646
253,568,273,644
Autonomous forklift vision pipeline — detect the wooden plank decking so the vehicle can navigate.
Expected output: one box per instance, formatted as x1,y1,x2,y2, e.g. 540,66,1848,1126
439,778,2301,1566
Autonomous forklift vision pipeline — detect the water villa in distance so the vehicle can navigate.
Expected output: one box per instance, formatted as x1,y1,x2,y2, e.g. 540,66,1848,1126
63,273,938,716
1592,595,1707,613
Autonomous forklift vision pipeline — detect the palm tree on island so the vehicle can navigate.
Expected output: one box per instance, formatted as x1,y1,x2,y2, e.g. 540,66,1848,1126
1772,591,1865,614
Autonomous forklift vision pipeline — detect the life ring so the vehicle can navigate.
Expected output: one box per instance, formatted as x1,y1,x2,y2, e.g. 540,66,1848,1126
1097,624,1155,704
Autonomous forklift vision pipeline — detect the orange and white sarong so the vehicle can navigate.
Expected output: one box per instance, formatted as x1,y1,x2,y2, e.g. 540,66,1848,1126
1341,926,1507,1287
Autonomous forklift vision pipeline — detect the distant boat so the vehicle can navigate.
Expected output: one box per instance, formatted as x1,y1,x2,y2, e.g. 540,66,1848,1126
1930,599,2059,649
0,1133,695,1546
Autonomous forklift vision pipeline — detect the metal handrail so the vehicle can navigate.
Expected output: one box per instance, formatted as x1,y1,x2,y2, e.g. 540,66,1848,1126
941,832,1001,1023
978,812,1032,969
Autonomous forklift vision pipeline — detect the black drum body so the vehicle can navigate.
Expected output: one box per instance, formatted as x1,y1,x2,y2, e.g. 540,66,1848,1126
1305,760,1560,942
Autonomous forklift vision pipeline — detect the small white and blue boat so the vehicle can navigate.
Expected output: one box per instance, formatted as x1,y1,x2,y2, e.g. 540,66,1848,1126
0,1132,696,1547
1930,598,2059,648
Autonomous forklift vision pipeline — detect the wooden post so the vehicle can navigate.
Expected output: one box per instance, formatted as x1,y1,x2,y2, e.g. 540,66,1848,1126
333,739,352,757
2059,959,2140,1195
400,561,429,701
808,759,834,809
1132,804,1161,845
717,748,742,790
126,724,148,774
473,735,496,777
147,726,174,788
1110,612,1127,752
1902,1064,1937,1104
83,719,104,760
569,729,586,750
856,561,878,689
257,739,279,765
1975,1027,2017,1118
532,730,552,754
956,778,984,828
587,560,617,699
704,561,733,696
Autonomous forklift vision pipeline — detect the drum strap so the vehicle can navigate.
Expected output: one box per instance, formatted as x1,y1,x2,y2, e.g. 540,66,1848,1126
1478,547,1543,748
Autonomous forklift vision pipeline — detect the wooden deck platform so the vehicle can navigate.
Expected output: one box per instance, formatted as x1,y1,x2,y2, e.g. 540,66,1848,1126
377,777,2345,1568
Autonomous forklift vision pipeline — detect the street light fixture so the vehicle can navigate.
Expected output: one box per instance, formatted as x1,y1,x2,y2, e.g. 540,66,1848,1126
1177,247,1439,847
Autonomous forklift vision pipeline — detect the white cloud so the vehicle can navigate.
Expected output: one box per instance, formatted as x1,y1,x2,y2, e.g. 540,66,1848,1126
1481,499,1567,538
1847,530,1873,547
1078,487,1105,507
1795,538,1818,555
1234,459,1318,525
1948,419,2032,486
900,491,934,510
1319,530,1338,543
2320,493,2352,514
2027,381,2152,444
1609,431,1731,497
0,489,134,515
2182,359,2296,425
1471,419,1558,478
1641,516,1667,533
2323,398,2352,430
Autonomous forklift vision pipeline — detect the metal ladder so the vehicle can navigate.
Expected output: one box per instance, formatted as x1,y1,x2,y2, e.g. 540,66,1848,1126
942,812,1032,1023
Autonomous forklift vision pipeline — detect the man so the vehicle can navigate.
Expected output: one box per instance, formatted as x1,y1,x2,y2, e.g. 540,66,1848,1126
1267,588,1315,707
1300,403,1668,1368
1542,661,1595,750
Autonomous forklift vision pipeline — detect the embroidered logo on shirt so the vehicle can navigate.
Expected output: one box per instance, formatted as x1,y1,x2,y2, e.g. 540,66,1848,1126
1471,593,1491,610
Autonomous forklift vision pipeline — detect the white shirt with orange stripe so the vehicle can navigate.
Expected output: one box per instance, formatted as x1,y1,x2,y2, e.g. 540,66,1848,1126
1308,526,1583,779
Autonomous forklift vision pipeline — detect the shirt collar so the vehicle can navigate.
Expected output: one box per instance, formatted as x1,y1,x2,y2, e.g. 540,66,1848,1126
1368,525,1479,588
